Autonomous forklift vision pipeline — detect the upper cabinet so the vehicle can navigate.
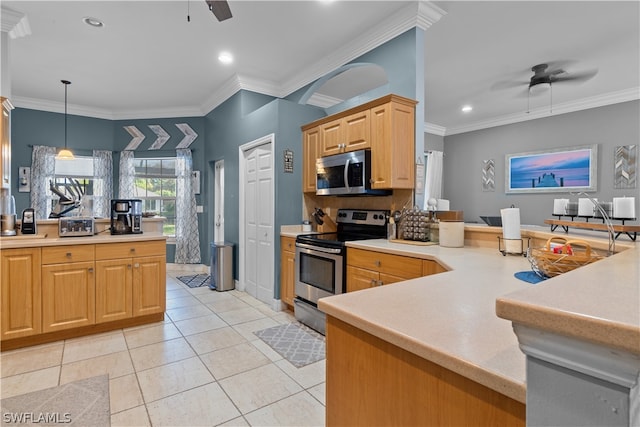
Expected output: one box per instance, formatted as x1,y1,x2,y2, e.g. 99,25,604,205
319,110,371,156
301,94,416,192
1,97,13,190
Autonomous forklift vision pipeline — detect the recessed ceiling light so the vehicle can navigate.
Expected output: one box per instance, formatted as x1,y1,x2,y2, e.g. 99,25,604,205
218,52,233,64
461,105,473,113
82,17,104,28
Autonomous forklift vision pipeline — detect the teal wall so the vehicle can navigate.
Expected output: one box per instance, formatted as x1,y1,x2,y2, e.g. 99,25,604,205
11,108,114,215
203,91,324,291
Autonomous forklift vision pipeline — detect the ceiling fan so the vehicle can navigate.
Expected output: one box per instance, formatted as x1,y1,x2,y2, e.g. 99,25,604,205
205,0,233,22
491,61,598,96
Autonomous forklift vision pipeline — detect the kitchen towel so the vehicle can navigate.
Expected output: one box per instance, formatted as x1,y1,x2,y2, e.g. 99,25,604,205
500,207,521,253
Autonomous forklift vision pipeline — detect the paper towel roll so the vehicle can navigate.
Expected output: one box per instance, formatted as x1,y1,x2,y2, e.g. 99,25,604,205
613,197,636,219
578,198,597,217
553,199,569,216
500,208,521,240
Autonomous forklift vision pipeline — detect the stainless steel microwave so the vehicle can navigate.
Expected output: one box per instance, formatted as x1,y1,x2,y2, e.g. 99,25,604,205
315,149,391,196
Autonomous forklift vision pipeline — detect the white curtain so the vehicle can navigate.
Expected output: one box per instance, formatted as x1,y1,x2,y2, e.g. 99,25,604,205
423,150,444,210
175,149,201,264
30,145,56,219
92,150,113,218
118,150,136,199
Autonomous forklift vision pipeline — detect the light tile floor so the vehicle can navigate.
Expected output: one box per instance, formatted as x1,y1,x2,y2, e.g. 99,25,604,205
0,271,326,426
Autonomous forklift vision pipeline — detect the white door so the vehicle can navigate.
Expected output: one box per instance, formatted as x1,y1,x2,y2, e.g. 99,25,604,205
239,135,274,305
214,160,224,243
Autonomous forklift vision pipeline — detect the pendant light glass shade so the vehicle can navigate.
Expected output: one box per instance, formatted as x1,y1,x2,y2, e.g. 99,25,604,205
56,79,75,160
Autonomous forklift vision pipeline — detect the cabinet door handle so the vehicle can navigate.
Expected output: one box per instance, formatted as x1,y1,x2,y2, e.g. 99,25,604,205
378,280,384,286
134,263,140,268
370,279,376,286
127,264,132,269
130,248,136,252
66,252,72,258
375,260,381,267
88,267,94,273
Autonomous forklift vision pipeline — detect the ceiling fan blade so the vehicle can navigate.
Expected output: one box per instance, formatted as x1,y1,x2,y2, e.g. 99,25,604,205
490,80,529,91
552,68,598,83
205,0,232,22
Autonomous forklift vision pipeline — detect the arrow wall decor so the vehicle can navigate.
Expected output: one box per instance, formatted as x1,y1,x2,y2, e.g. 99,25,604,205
123,125,146,150
148,125,170,150
175,123,198,148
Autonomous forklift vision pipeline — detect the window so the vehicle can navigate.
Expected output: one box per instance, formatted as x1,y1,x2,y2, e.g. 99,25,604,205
133,158,176,237
51,156,94,217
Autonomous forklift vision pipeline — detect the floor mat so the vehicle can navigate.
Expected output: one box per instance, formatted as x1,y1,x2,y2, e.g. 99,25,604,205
1,374,110,426
254,323,326,368
177,274,211,288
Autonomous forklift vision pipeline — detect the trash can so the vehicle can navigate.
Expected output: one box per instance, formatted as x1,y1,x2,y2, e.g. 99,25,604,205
210,242,234,291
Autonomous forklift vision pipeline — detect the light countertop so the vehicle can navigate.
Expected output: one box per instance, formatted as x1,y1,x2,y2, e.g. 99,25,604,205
318,236,639,404
0,233,167,249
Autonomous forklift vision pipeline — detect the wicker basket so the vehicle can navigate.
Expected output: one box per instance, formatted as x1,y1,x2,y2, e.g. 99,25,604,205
528,237,604,278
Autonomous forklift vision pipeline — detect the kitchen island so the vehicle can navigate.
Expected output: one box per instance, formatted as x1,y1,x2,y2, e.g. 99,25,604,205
318,226,638,426
1,228,167,351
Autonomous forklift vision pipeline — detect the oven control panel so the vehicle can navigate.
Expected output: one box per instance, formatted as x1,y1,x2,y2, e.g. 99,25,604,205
336,209,389,226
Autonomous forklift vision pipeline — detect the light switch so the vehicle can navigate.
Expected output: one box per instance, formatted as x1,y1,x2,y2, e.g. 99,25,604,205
18,167,30,192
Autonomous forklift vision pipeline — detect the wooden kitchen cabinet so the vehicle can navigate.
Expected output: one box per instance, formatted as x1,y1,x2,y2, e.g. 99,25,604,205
1,248,42,340
320,110,371,156
95,240,166,320
280,236,296,307
346,247,422,292
42,261,95,333
301,94,416,191
302,126,319,193
423,259,447,276
95,259,133,323
370,98,415,189
347,247,447,292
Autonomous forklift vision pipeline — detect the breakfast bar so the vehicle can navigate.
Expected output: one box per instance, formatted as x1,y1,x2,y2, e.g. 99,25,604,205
318,225,639,426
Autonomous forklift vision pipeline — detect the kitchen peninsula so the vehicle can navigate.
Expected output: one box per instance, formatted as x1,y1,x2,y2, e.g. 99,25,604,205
318,225,639,426
0,217,167,351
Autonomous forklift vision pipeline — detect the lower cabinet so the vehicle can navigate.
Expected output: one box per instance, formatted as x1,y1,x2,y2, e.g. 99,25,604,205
95,259,133,323
280,236,296,307
1,248,42,339
1,239,166,348
346,247,447,292
95,241,166,322
42,261,96,333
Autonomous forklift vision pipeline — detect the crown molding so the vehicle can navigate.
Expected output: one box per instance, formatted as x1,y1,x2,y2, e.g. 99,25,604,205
424,122,446,136
1,6,30,38
416,1,447,30
307,93,344,109
442,87,640,136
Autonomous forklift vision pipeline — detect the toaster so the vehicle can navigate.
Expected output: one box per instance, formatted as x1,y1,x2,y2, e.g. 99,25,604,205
58,217,95,237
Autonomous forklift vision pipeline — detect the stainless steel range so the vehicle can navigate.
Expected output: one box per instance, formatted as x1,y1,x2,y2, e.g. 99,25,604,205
294,209,389,334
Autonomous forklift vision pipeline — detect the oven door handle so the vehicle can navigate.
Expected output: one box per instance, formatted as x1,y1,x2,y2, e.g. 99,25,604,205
296,242,343,255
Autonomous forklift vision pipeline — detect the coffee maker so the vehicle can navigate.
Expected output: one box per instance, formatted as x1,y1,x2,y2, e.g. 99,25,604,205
110,199,143,235
0,194,17,236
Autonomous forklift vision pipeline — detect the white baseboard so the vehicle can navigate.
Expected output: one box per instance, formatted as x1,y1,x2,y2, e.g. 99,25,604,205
166,263,209,274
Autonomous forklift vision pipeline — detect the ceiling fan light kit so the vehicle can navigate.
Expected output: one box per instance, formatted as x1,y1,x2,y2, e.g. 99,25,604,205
205,0,233,22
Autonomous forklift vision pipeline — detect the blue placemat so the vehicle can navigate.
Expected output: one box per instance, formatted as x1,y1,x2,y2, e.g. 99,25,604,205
514,271,548,284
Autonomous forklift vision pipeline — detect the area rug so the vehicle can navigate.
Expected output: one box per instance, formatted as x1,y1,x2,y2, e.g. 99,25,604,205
1,374,110,426
254,323,325,368
177,274,211,288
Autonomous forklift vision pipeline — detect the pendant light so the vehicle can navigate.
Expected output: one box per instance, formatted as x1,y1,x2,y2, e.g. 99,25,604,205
56,79,75,160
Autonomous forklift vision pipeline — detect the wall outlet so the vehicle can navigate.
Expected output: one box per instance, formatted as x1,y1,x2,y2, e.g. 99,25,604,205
196,205,203,213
